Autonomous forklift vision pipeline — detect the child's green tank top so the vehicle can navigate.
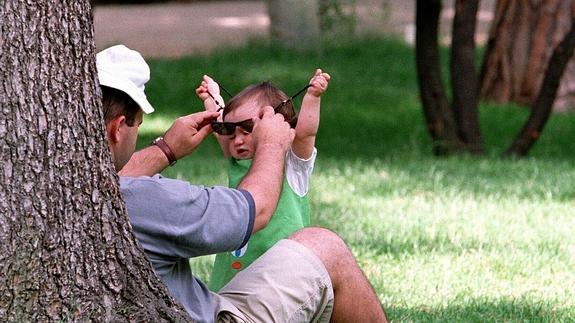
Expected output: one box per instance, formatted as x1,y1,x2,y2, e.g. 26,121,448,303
208,158,310,291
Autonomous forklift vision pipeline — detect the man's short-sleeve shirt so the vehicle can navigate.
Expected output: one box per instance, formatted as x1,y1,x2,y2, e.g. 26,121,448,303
120,175,255,322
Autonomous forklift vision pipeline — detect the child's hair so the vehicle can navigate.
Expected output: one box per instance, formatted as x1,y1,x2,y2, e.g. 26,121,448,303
101,85,141,126
224,81,297,127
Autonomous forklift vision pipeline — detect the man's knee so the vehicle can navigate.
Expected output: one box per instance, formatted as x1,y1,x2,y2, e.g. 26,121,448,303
289,227,342,246
288,227,355,273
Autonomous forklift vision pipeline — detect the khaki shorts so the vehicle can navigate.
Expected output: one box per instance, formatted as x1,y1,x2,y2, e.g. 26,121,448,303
213,239,334,323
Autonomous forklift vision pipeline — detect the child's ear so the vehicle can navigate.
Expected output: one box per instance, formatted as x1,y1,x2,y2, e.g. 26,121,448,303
106,115,126,144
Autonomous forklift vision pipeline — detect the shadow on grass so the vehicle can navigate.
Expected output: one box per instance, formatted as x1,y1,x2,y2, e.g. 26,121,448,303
387,297,574,322
145,36,575,162
138,36,575,203
351,234,489,259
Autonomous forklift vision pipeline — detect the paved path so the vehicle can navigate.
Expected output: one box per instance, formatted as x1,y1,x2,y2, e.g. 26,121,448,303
94,0,494,58
95,1,269,57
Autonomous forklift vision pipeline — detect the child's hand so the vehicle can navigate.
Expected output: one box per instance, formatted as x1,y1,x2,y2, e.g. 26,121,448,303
195,75,212,101
307,69,331,97
195,75,225,112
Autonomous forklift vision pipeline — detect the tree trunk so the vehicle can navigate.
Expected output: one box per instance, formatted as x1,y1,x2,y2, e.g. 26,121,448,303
318,0,357,37
267,0,321,52
479,0,575,111
451,0,483,153
415,0,462,155
505,18,575,156
0,1,190,321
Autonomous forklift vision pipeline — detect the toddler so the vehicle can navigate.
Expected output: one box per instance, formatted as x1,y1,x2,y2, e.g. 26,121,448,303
196,69,330,291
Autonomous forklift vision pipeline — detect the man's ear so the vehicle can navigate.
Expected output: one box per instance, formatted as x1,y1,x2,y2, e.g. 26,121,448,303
106,115,126,144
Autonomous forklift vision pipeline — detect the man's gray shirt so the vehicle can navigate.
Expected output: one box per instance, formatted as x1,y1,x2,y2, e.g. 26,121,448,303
120,175,255,322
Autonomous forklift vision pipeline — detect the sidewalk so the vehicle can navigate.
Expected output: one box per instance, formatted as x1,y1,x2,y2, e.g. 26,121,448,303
94,1,269,58
94,0,494,58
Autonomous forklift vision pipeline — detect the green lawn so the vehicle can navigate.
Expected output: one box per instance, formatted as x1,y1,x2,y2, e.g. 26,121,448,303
138,37,575,322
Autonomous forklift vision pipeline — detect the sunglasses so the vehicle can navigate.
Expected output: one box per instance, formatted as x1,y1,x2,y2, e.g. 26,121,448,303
211,118,255,136
210,84,311,136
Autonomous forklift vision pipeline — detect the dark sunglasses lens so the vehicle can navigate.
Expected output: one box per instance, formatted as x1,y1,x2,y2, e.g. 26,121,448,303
211,122,235,135
237,120,254,132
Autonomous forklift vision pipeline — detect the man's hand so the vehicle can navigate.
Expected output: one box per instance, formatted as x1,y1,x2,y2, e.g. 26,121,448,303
251,106,295,154
163,110,220,160
119,110,219,177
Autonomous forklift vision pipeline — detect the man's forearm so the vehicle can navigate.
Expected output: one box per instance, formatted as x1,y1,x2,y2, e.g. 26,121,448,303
119,111,219,177
119,145,170,177
238,143,286,233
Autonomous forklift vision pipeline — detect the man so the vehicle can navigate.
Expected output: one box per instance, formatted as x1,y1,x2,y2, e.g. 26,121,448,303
97,45,387,322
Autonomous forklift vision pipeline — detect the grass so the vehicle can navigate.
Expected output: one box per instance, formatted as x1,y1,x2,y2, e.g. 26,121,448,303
138,37,575,322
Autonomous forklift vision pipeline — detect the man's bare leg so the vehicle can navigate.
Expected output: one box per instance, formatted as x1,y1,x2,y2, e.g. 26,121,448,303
289,228,388,323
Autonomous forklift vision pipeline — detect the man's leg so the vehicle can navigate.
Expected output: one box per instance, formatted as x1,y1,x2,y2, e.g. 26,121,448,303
289,227,388,323
215,238,333,322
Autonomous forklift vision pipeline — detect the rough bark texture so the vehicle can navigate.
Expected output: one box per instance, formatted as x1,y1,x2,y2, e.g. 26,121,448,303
0,1,191,321
267,0,321,52
505,18,575,156
415,0,462,155
450,0,483,153
479,0,575,111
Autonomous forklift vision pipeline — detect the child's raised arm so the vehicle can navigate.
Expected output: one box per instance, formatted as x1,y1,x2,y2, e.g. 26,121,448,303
195,75,232,157
292,69,330,159
196,75,225,113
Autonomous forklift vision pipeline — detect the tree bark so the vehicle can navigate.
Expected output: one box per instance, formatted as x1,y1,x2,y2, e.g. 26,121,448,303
267,0,321,52
0,1,191,321
451,0,483,153
415,0,462,155
505,18,575,156
479,0,575,111
318,0,356,36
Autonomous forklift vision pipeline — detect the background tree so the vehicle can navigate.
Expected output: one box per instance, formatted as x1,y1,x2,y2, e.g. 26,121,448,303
415,0,575,156
267,0,321,52
505,18,575,156
319,0,357,38
480,0,575,111
0,1,190,321
415,0,483,155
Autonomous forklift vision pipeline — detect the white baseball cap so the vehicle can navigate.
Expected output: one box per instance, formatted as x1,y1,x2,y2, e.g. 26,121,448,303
96,44,154,114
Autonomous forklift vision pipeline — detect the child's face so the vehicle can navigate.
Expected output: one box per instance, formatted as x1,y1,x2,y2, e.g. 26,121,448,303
224,101,261,160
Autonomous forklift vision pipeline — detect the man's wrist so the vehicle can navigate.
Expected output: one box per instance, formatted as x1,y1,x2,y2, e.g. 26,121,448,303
255,143,289,161
151,137,177,166
257,141,290,152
